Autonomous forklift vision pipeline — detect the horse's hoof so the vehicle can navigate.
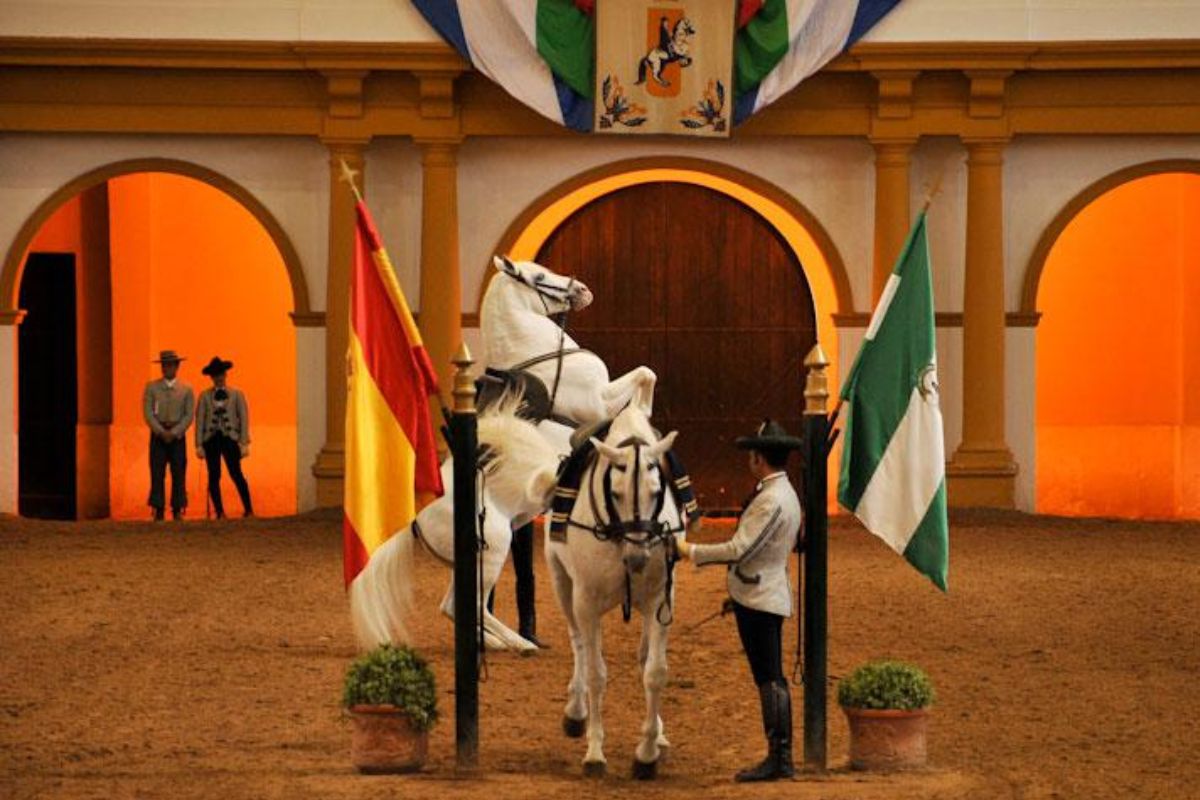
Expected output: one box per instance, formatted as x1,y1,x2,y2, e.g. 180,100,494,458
582,760,607,779
656,743,671,763
632,759,658,781
562,715,587,738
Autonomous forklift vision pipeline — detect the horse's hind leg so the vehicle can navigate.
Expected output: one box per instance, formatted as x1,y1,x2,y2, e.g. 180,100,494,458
548,553,587,734
633,615,669,779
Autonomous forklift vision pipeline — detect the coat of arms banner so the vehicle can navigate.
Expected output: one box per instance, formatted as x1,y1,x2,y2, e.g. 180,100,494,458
594,0,735,137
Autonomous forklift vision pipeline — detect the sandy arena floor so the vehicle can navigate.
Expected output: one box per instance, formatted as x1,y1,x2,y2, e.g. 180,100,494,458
1,509,1198,799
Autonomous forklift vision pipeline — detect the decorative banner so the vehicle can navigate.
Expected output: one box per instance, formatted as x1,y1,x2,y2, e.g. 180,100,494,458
594,0,735,137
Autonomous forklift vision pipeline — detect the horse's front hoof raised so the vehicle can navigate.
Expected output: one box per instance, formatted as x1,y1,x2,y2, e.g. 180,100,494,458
632,759,658,780
562,715,587,738
582,760,607,779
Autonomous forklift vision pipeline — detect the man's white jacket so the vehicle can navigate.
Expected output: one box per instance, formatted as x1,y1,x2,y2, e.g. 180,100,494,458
691,472,802,617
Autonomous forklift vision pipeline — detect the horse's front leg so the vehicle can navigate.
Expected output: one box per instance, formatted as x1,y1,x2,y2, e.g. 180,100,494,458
548,554,588,733
600,366,657,418
576,602,608,777
633,613,670,779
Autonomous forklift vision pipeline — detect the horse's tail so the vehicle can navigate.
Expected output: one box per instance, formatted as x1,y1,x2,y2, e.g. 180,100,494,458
347,520,418,651
636,57,648,85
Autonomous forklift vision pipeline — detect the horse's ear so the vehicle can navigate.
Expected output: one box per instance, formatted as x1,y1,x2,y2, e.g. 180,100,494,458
592,437,628,466
647,430,678,459
494,255,519,278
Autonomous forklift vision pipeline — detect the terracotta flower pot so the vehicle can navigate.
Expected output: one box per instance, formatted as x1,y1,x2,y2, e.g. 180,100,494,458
842,706,929,771
348,705,429,774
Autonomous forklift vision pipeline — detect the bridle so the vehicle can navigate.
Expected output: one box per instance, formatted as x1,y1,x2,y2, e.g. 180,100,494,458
503,268,584,426
566,435,685,625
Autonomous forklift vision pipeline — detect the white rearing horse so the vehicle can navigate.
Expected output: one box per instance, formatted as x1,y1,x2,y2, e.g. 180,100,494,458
546,400,684,780
481,256,658,451
348,395,561,654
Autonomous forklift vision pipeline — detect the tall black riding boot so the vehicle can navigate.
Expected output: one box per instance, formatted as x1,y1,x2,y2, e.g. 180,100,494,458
513,522,546,648
735,682,793,782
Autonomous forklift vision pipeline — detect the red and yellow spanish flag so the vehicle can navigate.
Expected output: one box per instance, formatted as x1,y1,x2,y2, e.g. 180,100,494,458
343,200,443,588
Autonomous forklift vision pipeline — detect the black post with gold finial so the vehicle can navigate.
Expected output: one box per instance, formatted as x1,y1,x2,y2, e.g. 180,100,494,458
802,344,831,772
450,342,479,770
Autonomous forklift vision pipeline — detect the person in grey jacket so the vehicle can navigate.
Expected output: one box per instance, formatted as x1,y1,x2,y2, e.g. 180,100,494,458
677,419,804,782
194,356,253,518
143,349,195,520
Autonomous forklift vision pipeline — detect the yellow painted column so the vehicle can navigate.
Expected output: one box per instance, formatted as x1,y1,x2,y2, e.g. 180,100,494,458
312,139,366,507
417,138,462,434
947,138,1017,507
871,138,915,304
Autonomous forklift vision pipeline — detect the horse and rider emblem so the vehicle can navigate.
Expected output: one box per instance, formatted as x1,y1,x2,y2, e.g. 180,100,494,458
637,15,695,90
595,1,734,138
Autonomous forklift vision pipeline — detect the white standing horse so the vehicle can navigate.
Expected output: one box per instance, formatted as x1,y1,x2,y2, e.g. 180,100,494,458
348,396,561,653
481,256,658,448
546,399,685,780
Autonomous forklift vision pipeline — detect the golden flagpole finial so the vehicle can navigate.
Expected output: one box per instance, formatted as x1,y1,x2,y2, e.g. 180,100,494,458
920,167,947,215
338,158,364,204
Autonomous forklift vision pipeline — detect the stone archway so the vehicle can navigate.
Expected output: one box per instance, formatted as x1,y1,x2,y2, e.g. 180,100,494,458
479,158,849,511
1,157,314,321
1026,162,1200,518
2,161,310,518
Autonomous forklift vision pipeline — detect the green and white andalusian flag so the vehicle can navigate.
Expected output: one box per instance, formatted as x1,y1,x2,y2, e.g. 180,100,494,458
838,211,949,591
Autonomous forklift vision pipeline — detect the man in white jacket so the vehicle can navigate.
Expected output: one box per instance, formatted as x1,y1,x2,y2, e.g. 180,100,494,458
677,419,804,782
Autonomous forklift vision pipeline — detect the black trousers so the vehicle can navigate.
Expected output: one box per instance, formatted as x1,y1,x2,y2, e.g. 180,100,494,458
203,433,253,517
733,602,785,687
148,433,187,513
511,521,536,606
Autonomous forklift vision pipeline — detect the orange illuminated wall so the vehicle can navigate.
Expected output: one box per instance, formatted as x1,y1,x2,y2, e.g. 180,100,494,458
107,173,296,518
1037,173,1200,519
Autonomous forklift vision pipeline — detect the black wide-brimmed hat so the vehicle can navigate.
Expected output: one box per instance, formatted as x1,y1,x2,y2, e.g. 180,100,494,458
153,349,184,364
735,419,804,451
201,356,234,376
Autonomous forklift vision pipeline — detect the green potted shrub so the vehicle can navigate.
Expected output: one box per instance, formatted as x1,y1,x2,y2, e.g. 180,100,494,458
837,660,935,771
343,643,439,774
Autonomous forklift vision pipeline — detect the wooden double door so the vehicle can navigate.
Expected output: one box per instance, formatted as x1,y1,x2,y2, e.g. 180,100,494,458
537,182,817,513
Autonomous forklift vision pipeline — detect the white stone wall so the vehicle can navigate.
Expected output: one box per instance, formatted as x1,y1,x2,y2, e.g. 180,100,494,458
3,0,1198,42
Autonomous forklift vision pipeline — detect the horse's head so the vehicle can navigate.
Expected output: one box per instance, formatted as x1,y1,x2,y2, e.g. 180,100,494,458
477,392,560,520
591,409,678,574
492,255,594,317
675,18,695,40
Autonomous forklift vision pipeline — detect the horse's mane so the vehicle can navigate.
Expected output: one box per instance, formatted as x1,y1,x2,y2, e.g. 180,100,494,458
477,391,559,504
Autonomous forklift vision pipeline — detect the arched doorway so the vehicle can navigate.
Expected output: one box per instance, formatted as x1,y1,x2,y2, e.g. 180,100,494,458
538,181,817,512
1029,166,1200,519
9,166,303,519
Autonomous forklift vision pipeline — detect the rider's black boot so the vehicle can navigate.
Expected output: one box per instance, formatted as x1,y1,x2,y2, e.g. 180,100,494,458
734,682,794,782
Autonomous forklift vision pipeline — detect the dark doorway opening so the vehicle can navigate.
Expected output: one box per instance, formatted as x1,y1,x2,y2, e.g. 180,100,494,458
18,253,78,519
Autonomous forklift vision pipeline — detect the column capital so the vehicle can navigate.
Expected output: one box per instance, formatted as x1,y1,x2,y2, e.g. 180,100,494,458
869,136,918,165
321,136,369,152
962,136,1010,165
416,137,463,167
0,309,27,326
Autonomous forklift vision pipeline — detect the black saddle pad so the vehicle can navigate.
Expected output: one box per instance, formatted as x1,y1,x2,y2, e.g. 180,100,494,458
476,367,553,422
